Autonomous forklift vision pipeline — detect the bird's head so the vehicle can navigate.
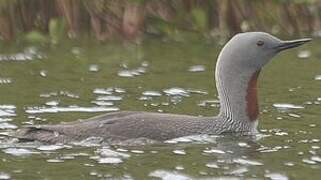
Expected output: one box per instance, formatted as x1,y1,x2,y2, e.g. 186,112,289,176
219,32,311,70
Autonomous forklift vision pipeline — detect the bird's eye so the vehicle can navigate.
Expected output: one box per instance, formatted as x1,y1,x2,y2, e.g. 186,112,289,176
256,40,264,46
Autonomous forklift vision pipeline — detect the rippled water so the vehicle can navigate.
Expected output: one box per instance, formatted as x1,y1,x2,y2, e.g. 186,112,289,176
0,39,320,179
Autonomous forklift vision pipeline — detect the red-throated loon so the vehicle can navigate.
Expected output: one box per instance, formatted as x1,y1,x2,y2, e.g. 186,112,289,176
16,32,311,144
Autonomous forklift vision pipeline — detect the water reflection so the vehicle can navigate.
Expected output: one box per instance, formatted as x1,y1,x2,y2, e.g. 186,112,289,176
25,106,119,114
118,62,148,77
188,65,206,72
0,39,319,179
0,133,267,178
0,78,12,84
0,47,44,61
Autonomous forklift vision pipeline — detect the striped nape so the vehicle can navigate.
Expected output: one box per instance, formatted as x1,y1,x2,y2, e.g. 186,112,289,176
215,64,259,133
216,73,234,131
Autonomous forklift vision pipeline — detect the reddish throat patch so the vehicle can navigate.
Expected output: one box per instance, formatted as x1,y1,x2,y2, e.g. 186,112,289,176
246,70,260,121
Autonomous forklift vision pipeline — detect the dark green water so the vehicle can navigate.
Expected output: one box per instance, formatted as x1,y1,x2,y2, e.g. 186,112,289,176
0,38,320,179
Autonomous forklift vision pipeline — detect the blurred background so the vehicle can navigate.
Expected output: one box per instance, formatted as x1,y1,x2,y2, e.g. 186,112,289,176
0,1,321,179
0,0,320,44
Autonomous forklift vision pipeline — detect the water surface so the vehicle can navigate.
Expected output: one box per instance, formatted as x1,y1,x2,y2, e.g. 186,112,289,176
0,39,320,179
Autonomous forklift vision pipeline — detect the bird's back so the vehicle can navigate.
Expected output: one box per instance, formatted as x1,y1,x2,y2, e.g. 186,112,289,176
15,111,219,144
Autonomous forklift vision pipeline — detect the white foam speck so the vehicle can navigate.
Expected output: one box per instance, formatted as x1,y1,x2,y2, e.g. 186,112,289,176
228,167,248,175
60,155,75,160
0,78,12,84
275,132,288,136
0,105,16,117
93,88,113,95
39,91,79,99
40,92,57,98
0,47,44,62
288,113,301,118
175,166,184,170
0,110,15,117
97,148,130,158
198,99,220,107
45,101,59,106
89,171,98,176
138,96,153,101
0,123,17,129
40,70,47,77
89,64,99,72
93,147,130,165
163,87,190,97
149,170,191,180
59,91,79,99
273,103,304,110
166,135,218,144
91,101,114,106
118,67,146,78
116,148,128,152
25,106,119,114
131,150,144,154
0,118,11,123
284,162,295,166
314,75,321,80
302,158,317,164
188,65,205,72
297,50,311,59
0,105,16,110
118,70,134,77
114,88,126,93
47,159,64,163
0,172,11,180
205,162,219,168
3,148,37,156
311,156,321,163
142,91,162,97
203,149,226,154
265,173,289,180
173,150,186,155
238,142,250,147
98,157,123,164
71,47,82,55
233,158,263,166
37,145,64,151
187,89,208,95
96,95,122,101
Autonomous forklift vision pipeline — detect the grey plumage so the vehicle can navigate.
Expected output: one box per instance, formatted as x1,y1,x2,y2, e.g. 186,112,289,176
15,32,311,144
16,112,224,143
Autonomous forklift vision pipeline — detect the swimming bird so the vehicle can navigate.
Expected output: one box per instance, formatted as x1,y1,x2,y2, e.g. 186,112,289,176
16,32,311,144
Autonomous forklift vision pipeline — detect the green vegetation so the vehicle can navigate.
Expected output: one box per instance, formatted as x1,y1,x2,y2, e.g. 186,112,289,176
0,0,320,44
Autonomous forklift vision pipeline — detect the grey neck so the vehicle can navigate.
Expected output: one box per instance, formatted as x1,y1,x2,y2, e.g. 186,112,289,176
214,52,259,134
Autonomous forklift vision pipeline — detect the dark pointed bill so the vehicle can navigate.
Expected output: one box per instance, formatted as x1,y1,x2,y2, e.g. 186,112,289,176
276,38,312,51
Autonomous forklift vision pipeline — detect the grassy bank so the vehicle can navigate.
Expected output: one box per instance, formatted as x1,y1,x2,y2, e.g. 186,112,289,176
0,0,320,44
